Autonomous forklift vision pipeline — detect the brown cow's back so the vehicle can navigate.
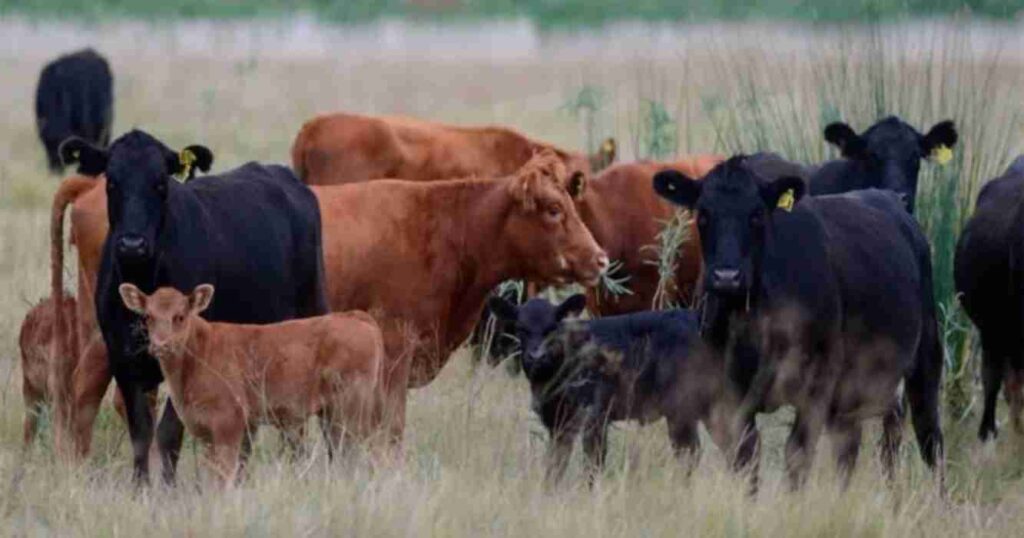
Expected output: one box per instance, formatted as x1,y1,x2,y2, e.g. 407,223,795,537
292,112,593,185
581,155,722,315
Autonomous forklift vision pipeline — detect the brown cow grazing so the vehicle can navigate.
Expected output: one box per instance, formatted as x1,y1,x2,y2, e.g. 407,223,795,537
118,283,385,487
19,294,128,447
580,155,723,315
291,112,617,185
314,150,608,438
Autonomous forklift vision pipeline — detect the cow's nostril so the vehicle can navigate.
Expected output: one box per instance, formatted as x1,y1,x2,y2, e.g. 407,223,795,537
596,254,610,273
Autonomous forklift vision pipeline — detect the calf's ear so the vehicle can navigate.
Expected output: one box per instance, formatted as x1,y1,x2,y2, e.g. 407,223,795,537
189,284,215,315
824,122,866,158
59,137,108,176
921,120,958,155
487,296,519,322
653,169,701,208
556,294,587,321
118,283,147,315
760,176,806,210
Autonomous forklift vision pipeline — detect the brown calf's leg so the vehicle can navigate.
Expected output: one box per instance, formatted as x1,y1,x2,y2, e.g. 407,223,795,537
70,339,112,459
207,428,244,489
22,384,45,447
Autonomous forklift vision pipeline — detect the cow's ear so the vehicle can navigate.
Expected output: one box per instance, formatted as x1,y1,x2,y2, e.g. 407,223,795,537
59,137,108,176
166,144,214,180
824,122,866,158
556,294,587,321
189,284,215,315
921,120,958,156
653,169,701,208
568,171,587,199
760,176,806,210
598,137,617,169
118,283,147,315
487,296,519,322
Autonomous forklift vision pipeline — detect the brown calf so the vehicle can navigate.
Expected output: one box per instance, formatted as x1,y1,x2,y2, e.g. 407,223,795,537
118,283,385,486
291,112,616,185
314,150,607,438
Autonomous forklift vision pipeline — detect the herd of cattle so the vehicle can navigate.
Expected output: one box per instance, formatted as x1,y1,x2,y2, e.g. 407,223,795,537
16,48,1024,490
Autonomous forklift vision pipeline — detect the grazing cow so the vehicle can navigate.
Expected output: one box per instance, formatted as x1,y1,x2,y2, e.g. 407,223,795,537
655,157,943,489
488,295,730,484
19,294,128,447
313,150,608,438
291,112,617,185
58,130,328,485
35,49,113,174
954,156,1024,441
118,284,385,487
812,116,958,213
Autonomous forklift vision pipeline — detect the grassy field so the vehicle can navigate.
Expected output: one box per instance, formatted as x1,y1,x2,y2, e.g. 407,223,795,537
2,17,1024,537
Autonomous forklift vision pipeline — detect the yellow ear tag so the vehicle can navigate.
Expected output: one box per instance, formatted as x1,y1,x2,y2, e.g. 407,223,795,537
177,149,196,180
602,139,615,154
931,144,953,166
777,189,795,212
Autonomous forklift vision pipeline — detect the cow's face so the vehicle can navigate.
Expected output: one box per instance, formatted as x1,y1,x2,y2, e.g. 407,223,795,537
654,156,805,297
488,294,586,377
60,131,213,268
824,116,957,212
505,151,608,286
118,283,214,360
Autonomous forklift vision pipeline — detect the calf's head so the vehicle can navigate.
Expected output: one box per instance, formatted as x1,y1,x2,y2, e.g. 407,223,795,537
118,283,214,359
504,151,608,286
654,156,805,298
60,131,213,267
488,294,587,376
824,116,957,212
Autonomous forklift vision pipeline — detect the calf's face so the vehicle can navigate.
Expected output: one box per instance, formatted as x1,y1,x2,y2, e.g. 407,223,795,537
118,283,214,359
60,131,213,267
824,116,957,212
504,153,609,286
488,294,587,375
654,156,805,298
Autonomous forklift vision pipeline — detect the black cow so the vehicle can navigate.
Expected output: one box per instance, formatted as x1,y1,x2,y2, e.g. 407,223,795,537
36,49,113,174
811,116,958,213
954,156,1024,441
488,295,723,484
654,156,943,490
61,130,328,484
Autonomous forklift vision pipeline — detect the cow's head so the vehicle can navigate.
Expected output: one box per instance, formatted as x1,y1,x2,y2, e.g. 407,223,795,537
488,294,587,378
824,116,957,212
118,283,213,360
61,131,213,268
654,156,805,298
504,150,608,286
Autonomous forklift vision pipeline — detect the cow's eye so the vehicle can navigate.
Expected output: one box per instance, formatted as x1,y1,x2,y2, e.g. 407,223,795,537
545,205,563,221
173,314,184,324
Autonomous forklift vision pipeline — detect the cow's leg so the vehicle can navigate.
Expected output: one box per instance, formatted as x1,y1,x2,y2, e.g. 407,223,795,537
1004,366,1024,435
581,423,608,487
207,428,244,488
978,336,1004,442
880,396,905,481
830,417,862,490
118,381,156,485
667,419,701,476
545,428,575,486
156,400,186,485
238,423,258,481
784,410,823,491
22,383,45,447
733,416,761,494
70,340,112,459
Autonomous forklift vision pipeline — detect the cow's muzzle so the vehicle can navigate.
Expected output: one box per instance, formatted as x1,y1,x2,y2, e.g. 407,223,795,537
116,234,150,261
710,268,743,292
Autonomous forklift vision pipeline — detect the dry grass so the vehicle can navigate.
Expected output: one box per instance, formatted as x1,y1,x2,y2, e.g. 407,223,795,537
2,16,1024,537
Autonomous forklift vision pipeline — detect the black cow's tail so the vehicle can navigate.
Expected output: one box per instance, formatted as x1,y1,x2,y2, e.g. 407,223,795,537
906,239,944,473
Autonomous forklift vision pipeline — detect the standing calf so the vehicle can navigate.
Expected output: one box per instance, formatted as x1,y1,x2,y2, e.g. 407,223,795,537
489,294,734,484
119,284,385,487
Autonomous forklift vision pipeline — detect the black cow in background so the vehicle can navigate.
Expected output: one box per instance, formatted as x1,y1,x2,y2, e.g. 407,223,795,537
811,115,958,213
488,295,718,484
955,156,1024,442
654,157,943,490
61,130,329,485
36,49,113,174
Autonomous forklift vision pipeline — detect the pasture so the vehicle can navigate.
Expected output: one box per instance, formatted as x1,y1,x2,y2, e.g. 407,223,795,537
2,16,1024,536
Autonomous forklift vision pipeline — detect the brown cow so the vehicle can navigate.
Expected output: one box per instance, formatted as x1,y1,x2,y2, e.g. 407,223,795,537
580,156,723,315
314,150,608,436
118,283,385,487
291,112,616,185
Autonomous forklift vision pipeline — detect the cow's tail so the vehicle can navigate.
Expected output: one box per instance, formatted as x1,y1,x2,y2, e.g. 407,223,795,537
49,176,98,457
906,236,945,479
